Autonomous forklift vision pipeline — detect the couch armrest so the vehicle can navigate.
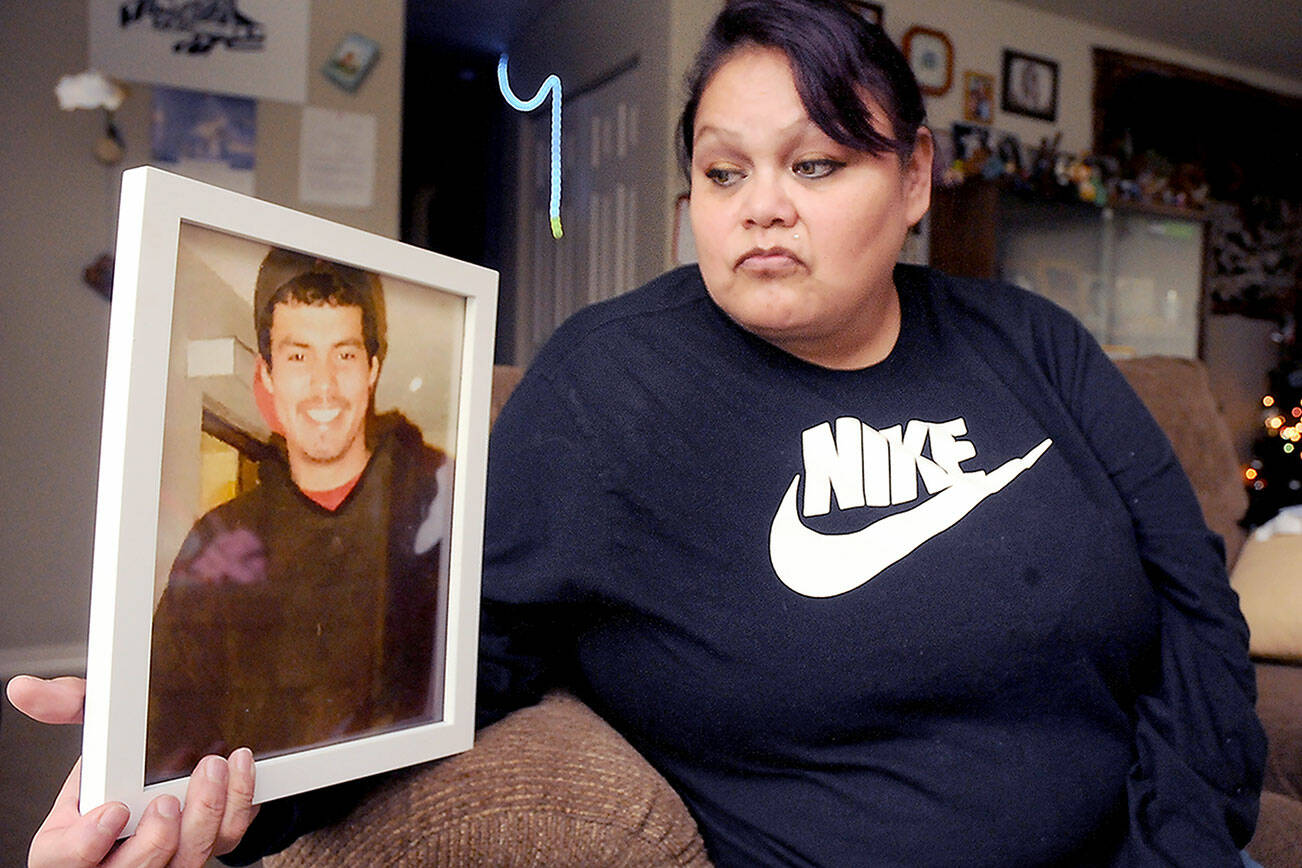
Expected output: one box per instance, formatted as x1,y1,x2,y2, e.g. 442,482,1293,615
1256,661,1302,802
263,692,711,867
1113,357,1248,567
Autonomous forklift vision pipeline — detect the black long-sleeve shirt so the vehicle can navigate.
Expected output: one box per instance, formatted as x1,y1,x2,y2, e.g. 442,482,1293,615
229,265,1263,866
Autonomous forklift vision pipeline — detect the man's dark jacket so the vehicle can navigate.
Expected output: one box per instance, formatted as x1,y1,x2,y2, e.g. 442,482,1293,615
146,412,449,783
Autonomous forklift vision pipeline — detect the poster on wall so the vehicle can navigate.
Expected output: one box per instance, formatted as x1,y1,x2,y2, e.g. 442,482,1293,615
89,0,310,103
152,86,257,195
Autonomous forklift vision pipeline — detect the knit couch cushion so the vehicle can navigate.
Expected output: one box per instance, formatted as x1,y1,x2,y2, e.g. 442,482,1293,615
263,691,711,867
1229,533,1302,662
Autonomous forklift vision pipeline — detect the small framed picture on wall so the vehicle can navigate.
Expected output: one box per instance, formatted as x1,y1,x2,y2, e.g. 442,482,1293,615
903,26,954,96
1001,49,1059,121
963,71,995,124
323,32,381,92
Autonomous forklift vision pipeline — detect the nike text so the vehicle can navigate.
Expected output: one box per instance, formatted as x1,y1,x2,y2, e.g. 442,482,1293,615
802,417,977,517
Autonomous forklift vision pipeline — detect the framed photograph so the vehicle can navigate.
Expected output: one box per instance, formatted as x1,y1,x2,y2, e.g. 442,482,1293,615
1002,49,1059,121
843,1,883,27
323,32,381,92
963,71,995,124
80,166,498,833
902,26,953,96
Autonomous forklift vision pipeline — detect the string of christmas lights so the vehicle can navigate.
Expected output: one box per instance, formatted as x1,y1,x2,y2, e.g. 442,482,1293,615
1244,382,1302,526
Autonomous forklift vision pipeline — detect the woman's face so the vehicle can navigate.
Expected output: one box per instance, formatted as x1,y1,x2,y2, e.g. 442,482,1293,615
689,46,932,369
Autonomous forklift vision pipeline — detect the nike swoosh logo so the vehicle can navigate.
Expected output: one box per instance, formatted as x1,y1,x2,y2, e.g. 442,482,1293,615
769,438,1052,598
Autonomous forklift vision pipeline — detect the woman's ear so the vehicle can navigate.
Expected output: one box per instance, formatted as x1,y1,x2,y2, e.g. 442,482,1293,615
903,126,934,228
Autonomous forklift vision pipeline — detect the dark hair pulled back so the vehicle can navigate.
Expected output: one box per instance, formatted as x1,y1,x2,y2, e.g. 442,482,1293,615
678,0,926,180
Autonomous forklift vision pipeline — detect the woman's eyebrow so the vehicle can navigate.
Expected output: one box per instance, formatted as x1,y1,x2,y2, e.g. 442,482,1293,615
693,117,825,149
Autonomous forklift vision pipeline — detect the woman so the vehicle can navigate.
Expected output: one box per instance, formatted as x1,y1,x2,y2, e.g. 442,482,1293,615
11,1,1264,865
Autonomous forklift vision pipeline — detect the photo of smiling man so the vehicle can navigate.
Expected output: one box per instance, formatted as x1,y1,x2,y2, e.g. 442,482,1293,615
144,235,461,784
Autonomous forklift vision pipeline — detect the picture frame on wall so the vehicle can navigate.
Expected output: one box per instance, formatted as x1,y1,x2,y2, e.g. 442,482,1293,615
323,32,382,92
963,71,995,124
80,166,498,834
903,26,954,96
842,1,884,27
1001,49,1059,121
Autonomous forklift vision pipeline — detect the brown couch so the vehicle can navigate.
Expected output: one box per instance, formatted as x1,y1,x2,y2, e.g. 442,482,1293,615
1114,358,1302,868
267,358,1302,867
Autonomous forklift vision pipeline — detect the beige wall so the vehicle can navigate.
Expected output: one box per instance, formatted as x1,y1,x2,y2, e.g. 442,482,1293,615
1,0,125,653
259,1,405,239
665,0,724,209
0,0,404,655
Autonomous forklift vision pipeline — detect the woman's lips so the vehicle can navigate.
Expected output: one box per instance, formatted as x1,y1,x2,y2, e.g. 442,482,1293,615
736,246,804,274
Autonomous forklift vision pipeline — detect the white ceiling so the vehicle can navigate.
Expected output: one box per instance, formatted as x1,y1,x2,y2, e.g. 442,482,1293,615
409,0,1301,83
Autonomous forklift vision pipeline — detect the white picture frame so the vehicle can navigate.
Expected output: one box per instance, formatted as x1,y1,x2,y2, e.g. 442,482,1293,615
81,166,497,834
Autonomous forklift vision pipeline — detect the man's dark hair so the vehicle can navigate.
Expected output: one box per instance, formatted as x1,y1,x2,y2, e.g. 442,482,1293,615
254,248,387,367
677,0,926,181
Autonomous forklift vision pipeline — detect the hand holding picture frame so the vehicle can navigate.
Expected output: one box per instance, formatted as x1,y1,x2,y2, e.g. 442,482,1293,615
81,167,497,833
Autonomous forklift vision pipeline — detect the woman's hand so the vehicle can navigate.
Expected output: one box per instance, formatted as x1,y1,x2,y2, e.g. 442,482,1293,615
6,675,87,725
7,676,259,867
28,752,257,868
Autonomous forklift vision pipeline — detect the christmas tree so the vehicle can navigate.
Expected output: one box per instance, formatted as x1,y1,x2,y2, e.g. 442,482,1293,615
1245,360,1302,527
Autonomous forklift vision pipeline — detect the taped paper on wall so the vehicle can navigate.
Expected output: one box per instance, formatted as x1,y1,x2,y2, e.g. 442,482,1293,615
298,107,377,208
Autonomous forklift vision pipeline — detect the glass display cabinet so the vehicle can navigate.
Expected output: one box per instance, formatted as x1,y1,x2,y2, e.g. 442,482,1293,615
996,196,1205,357
929,180,1208,359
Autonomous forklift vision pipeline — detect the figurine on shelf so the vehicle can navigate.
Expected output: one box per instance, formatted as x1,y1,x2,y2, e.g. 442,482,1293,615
996,134,1023,177
1170,163,1210,210
1065,155,1108,205
1028,132,1063,198
951,122,992,180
